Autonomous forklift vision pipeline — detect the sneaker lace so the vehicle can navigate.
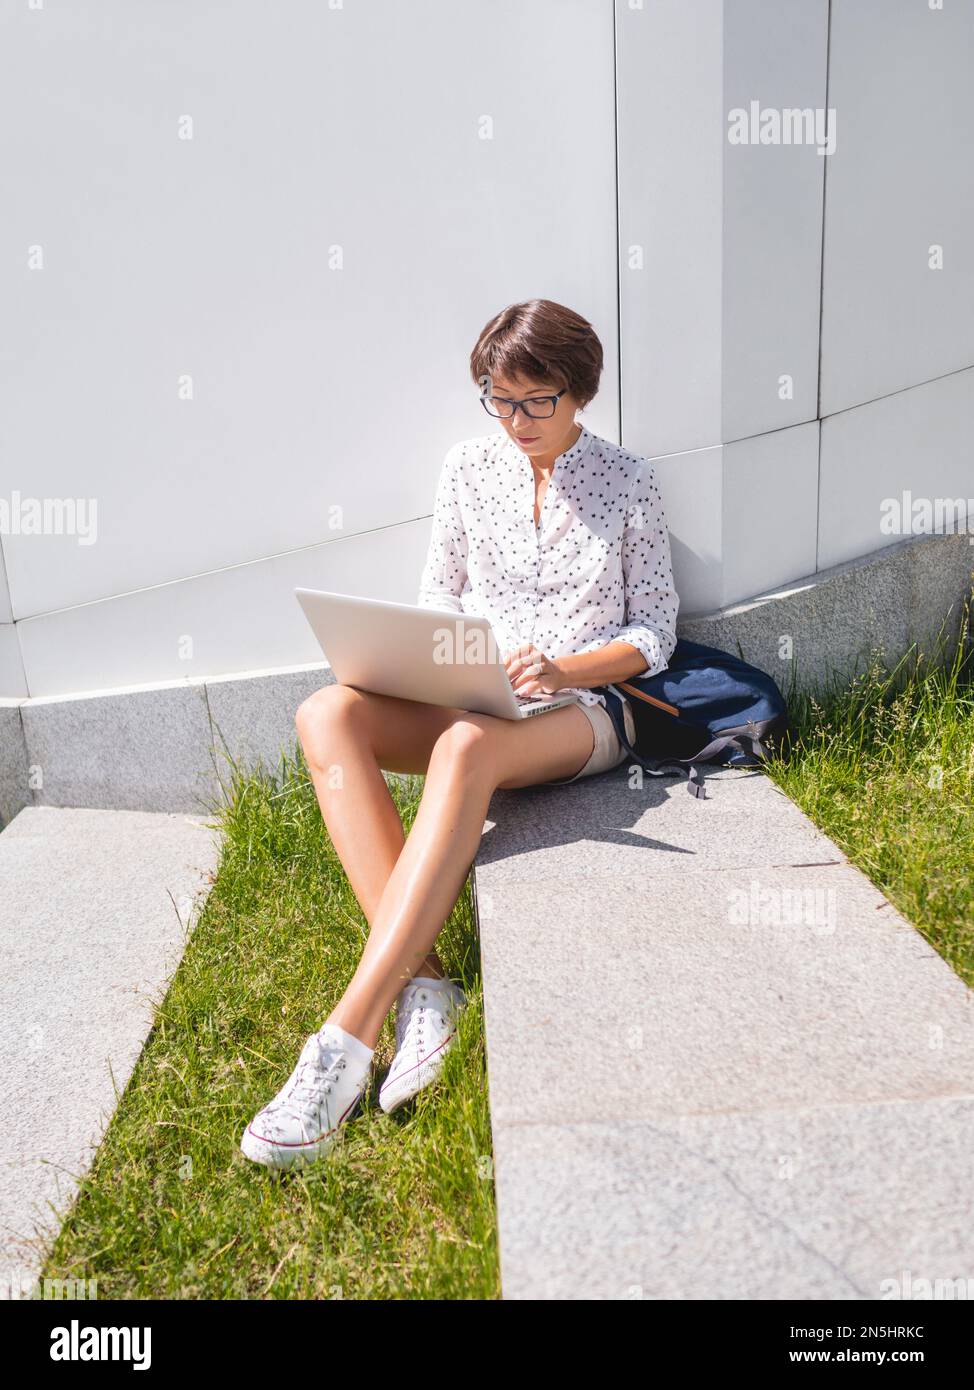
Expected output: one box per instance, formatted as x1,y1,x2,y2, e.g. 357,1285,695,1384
396,987,427,1050
396,985,458,1054
403,1004,427,1050
281,1035,347,1120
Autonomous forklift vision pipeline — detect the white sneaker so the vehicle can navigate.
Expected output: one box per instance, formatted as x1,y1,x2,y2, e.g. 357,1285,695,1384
379,977,466,1114
240,1022,374,1171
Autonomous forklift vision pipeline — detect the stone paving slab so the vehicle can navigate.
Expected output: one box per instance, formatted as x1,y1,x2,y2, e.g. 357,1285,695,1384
13,663,340,817
475,765,974,1299
493,1097,974,1301
476,767,842,879
0,807,220,1298
0,701,27,829
479,864,974,1129
20,683,218,814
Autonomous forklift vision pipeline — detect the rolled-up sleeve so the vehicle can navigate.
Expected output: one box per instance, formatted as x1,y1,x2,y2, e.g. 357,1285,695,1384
417,444,469,614
612,459,679,677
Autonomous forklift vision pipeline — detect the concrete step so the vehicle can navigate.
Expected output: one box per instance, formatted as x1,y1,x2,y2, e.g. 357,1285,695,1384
0,806,220,1299
474,766,974,1300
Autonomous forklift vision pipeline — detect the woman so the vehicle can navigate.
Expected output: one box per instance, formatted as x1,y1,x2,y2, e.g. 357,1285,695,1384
241,298,679,1170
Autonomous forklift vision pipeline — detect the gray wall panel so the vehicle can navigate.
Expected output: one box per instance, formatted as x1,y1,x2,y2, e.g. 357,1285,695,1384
722,0,828,442
617,0,725,457
819,368,974,572
820,0,974,416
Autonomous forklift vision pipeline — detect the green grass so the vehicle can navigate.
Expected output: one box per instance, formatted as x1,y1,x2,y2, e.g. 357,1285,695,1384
763,594,974,988
41,750,498,1300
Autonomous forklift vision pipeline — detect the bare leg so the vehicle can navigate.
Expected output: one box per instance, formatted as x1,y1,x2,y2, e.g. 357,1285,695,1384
296,685,471,979
294,689,597,1048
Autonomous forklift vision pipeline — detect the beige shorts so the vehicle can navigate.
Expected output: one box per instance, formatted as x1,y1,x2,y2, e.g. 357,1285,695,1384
543,697,638,785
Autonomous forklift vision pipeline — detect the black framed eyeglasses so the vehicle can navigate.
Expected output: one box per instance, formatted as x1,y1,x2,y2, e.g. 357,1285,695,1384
479,389,567,420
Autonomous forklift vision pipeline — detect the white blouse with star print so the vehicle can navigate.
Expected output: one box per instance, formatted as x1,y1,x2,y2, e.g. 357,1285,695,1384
416,423,680,711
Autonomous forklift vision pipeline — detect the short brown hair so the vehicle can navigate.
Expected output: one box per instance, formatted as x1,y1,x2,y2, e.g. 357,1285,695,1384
469,299,604,411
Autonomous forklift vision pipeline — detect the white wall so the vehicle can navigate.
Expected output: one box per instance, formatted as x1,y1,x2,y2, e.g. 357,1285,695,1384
2,0,971,695
0,0,619,697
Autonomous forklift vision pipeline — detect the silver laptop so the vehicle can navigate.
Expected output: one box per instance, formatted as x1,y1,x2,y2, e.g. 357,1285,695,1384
295,588,580,720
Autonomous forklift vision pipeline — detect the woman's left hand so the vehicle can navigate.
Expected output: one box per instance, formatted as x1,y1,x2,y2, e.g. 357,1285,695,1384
503,643,567,699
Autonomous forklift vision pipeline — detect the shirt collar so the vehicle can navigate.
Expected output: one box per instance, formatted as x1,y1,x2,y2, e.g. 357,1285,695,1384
504,421,594,469
556,422,593,468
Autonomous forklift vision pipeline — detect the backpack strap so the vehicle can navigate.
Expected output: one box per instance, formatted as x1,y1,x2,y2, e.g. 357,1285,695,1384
599,688,703,796
600,689,773,800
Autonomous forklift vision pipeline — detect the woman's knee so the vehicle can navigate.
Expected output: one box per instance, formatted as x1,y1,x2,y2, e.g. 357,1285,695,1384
295,683,362,745
428,716,496,775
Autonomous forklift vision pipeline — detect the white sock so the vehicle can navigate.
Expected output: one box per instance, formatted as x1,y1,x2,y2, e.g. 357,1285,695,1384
318,1021,374,1069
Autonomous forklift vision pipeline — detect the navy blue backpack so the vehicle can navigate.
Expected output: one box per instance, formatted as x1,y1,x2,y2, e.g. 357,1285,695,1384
595,638,795,799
